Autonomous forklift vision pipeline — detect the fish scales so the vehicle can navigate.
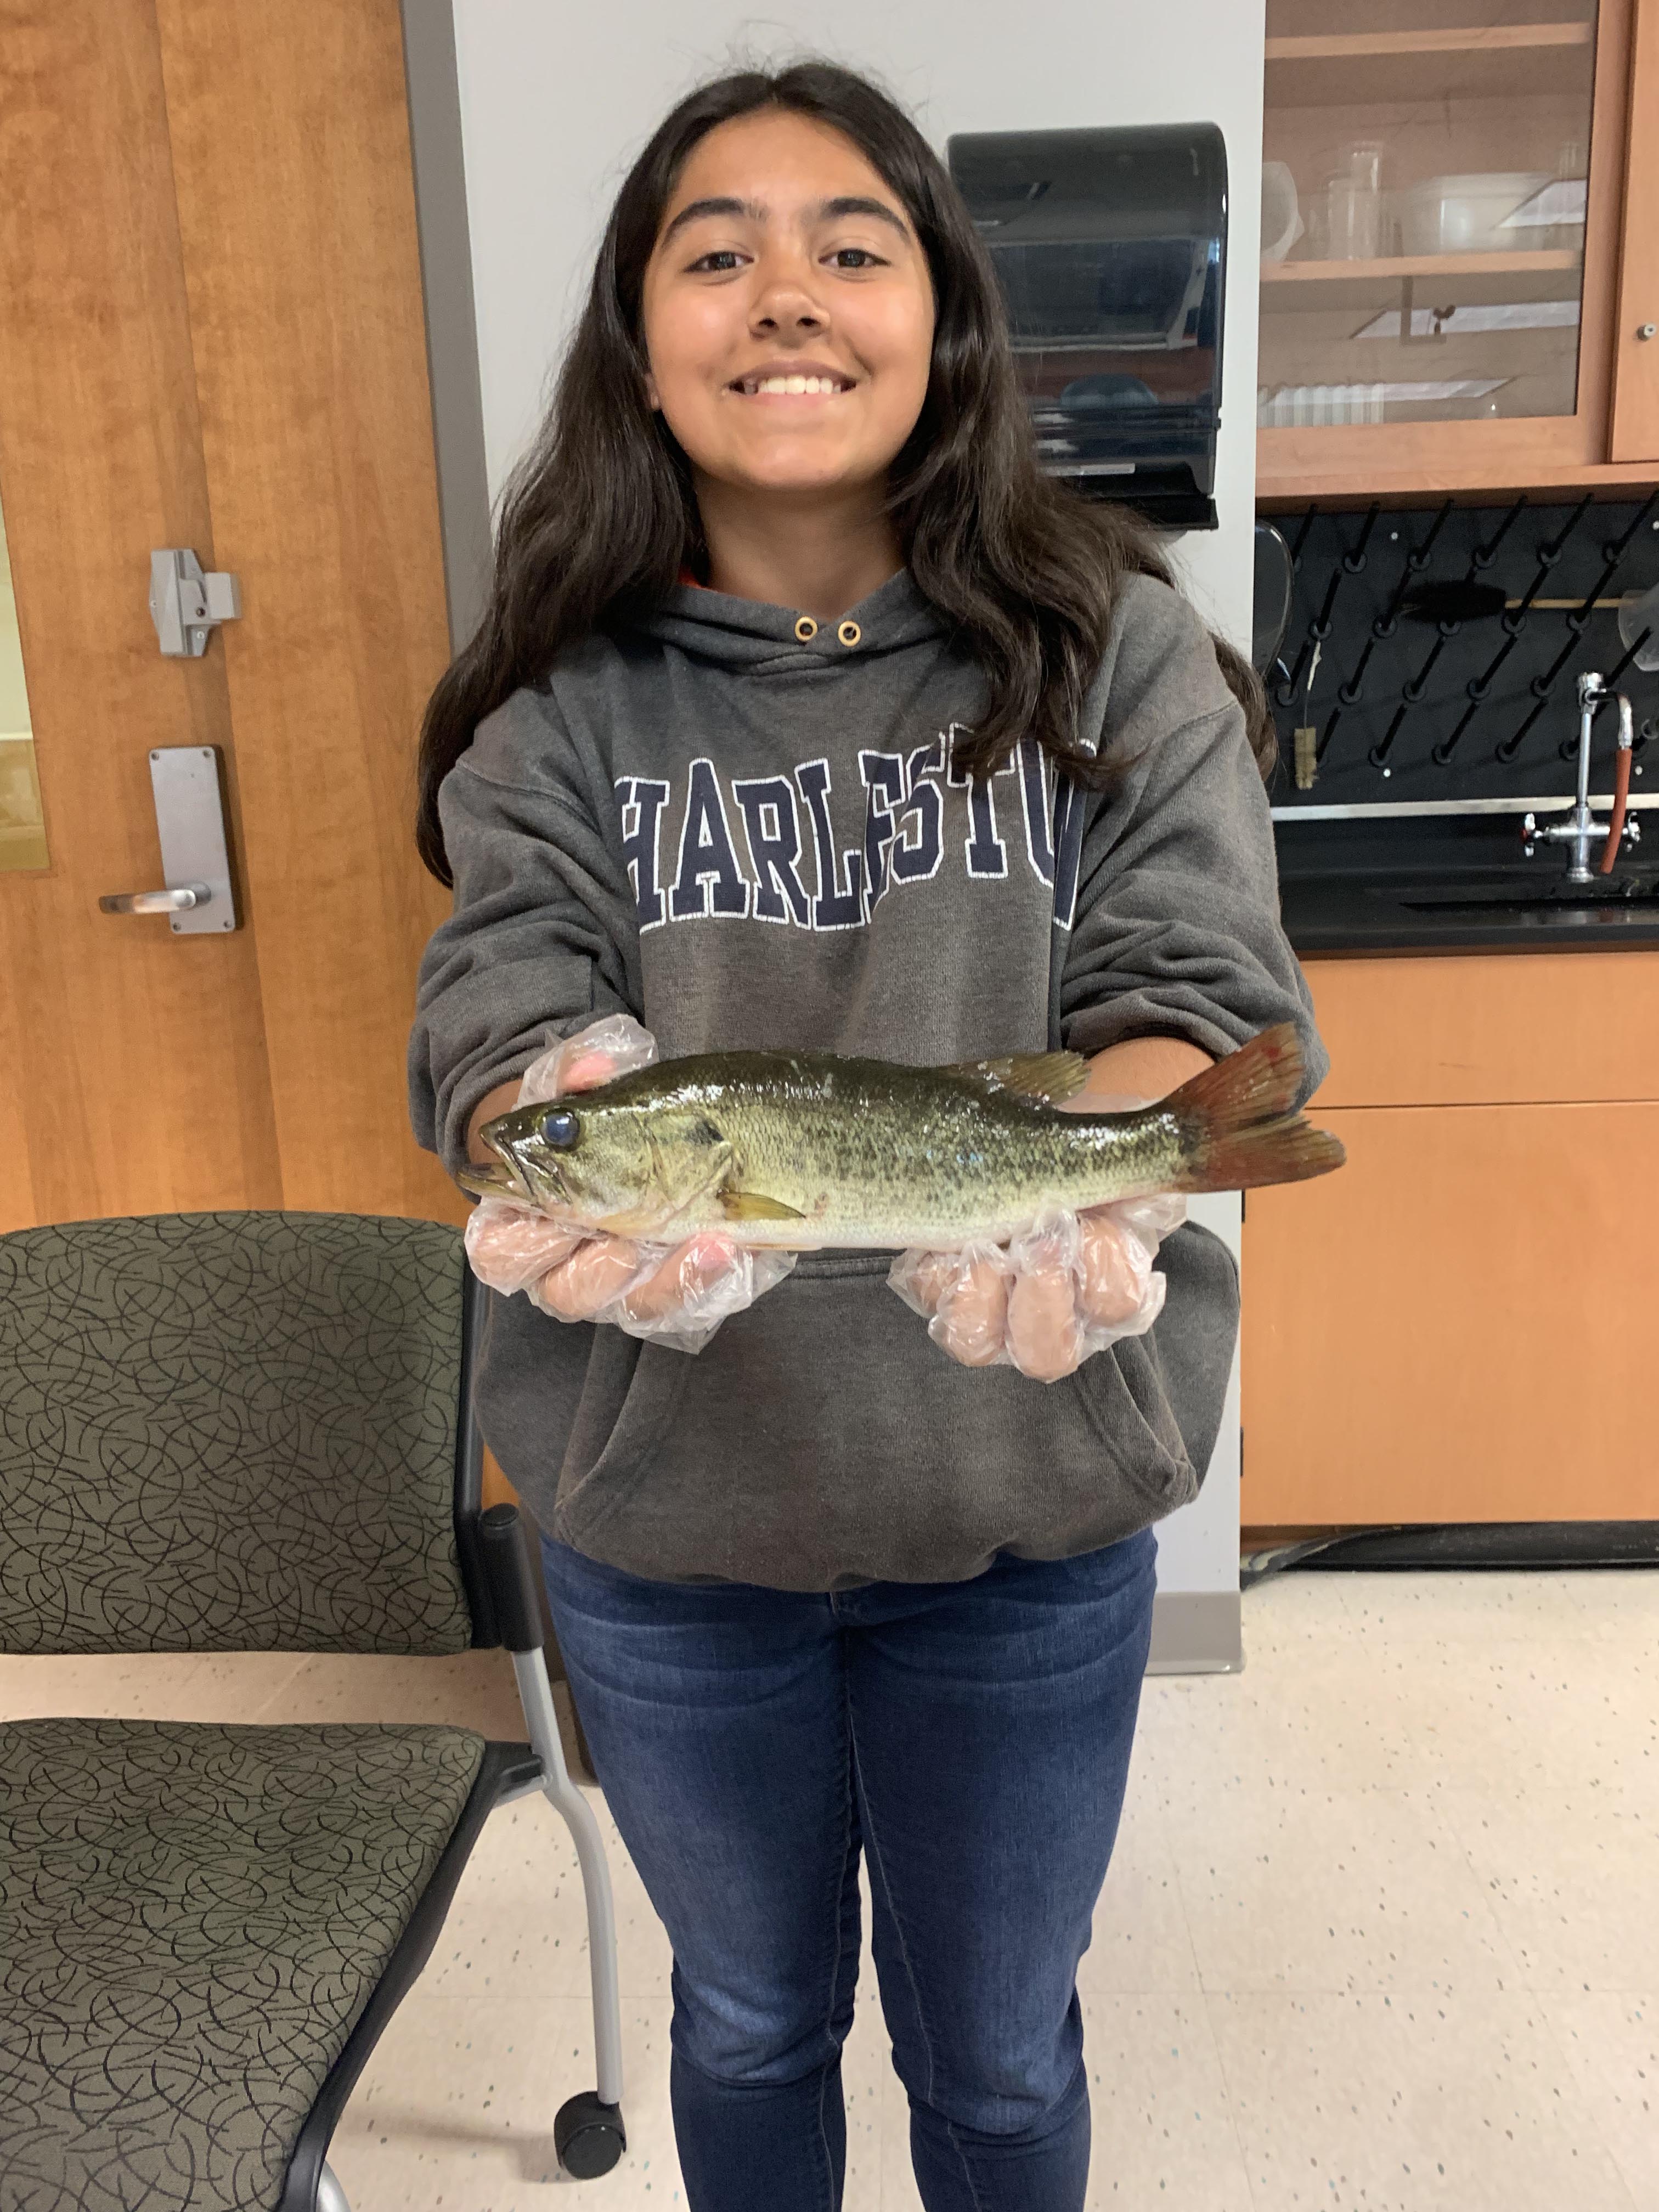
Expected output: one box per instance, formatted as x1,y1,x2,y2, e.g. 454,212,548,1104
627,1056,1185,1248
462,1027,1344,1250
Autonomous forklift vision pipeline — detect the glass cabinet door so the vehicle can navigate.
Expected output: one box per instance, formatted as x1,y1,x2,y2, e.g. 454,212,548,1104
1259,0,1616,482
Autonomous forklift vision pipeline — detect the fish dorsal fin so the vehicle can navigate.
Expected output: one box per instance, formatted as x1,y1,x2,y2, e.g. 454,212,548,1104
943,1051,1091,1105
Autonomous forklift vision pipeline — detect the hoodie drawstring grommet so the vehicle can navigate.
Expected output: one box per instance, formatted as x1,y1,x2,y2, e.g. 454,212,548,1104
837,620,862,648
794,615,818,643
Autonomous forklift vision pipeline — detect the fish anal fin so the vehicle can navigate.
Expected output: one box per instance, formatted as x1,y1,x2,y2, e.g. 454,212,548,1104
943,1051,1091,1105
719,1189,808,1222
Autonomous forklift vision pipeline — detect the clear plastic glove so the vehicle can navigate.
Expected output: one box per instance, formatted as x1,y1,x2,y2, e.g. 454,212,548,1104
462,1014,795,1354
887,1091,1186,1383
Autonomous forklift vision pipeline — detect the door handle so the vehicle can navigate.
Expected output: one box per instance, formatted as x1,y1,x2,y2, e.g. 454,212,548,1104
97,748,239,933
99,884,211,916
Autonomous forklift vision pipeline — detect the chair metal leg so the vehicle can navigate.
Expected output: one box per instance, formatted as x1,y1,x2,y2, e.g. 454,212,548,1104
511,1648,624,2109
315,2162,351,2212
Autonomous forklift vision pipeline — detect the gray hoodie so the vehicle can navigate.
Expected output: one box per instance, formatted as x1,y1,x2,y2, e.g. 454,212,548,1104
409,565,1327,1590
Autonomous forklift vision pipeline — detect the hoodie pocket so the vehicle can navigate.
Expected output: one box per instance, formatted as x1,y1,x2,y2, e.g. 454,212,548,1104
555,1250,1201,1588
1065,1326,1197,1516
546,1325,692,1547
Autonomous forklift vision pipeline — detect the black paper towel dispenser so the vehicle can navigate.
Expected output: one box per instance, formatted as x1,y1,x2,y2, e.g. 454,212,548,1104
947,122,1227,528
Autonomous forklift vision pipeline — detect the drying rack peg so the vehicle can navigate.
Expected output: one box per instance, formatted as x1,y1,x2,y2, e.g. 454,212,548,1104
1277,635,1313,705
1341,503,1381,575
1288,503,1318,568
1406,498,1454,573
1373,538,1421,637
1336,636,1377,706
1402,629,1452,703
1432,699,1481,766
1369,704,1409,770
1502,565,1550,633
1497,696,1549,764
1602,624,1652,691
1536,493,1593,568
1472,494,1527,569
1531,623,1588,701
1600,487,1659,566
1467,630,1522,702
1308,566,1345,642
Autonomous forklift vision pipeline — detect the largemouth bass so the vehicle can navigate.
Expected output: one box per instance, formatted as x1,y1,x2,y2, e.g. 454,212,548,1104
460,1020,1343,1250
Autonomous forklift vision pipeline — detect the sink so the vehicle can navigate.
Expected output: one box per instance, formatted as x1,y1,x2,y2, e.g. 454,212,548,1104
1279,868,1659,951
1397,879,1659,917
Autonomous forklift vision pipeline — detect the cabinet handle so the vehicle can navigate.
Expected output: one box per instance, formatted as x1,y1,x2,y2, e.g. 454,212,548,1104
1638,323,1657,341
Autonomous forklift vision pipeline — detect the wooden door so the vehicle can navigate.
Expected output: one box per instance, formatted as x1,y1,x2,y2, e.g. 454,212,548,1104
0,0,464,1234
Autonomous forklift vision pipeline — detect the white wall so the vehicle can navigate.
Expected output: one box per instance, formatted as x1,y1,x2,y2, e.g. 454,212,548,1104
453,0,1263,641
449,0,1266,1631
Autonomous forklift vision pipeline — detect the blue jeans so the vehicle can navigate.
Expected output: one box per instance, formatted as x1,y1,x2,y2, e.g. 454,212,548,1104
540,1527,1157,2211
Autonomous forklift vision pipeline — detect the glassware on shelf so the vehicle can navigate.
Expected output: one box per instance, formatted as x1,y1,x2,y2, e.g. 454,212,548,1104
1260,160,1304,264
1325,143,1385,261
1403,172,1556,256
1260,0,1599,441
1258,383,1388,428
1327,143,1389,261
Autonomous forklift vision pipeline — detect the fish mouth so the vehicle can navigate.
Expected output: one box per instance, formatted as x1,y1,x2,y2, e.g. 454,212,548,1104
456,1134,541,1205
456,1159,516,1199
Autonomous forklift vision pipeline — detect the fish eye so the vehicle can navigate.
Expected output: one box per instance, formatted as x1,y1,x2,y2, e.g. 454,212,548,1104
538,1108,580,1150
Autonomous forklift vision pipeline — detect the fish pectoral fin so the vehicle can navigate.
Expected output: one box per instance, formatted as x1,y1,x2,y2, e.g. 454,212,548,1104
942,1050,1091,1105
718,1188,808,1223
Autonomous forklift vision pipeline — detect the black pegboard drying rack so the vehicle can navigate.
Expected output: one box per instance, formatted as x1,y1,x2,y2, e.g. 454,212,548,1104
1265,494,1659,808
1260,495,1659,951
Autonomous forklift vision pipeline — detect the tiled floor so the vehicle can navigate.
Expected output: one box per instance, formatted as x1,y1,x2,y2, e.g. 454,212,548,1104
3,1570,1655,2209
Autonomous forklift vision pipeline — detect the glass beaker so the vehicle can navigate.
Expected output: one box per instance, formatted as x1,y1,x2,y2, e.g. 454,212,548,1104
1326,143,1385,261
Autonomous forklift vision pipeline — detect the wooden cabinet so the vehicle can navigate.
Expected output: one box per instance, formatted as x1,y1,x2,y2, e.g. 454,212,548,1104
1257,0,1659,499
1249,14,1659,1519
1241,952,1659,1523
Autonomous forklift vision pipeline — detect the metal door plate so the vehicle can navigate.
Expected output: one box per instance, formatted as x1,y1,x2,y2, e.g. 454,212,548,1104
150,747,238,933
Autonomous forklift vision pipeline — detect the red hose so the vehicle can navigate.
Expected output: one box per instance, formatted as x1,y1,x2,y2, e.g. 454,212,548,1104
1599,744,1632,876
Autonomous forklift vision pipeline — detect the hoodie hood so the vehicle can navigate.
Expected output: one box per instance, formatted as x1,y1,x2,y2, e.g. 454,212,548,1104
633,562,952,673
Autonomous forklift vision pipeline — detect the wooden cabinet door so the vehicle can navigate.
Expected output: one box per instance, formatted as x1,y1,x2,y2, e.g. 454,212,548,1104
1302,951,1659,1107
1257,0,1648,500
1611,0,1659,455
1242,1100,1659,1522
0,1,462,1232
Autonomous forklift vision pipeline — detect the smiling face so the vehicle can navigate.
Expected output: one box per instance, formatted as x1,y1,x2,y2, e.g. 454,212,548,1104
639,109,936,501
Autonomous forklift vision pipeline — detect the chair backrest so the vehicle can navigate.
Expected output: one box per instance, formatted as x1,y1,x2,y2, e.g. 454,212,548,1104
0,1211,476,1657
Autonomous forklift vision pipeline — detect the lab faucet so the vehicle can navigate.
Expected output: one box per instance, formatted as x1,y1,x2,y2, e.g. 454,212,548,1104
1522,670,1640,882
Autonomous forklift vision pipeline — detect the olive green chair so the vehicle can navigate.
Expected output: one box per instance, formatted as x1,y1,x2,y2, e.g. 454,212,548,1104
0,1211,624,2211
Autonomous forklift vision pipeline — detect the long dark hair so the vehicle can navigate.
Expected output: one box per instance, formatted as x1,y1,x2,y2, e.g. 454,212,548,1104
415,58,1273,884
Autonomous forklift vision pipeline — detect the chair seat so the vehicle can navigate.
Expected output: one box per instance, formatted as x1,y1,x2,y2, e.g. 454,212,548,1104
0,1715,487,2212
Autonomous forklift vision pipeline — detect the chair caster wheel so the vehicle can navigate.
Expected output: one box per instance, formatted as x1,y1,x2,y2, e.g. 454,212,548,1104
555,2090,626,2177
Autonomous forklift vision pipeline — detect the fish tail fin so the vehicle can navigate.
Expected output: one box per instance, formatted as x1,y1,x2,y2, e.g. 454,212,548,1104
1163,1024,1345,1193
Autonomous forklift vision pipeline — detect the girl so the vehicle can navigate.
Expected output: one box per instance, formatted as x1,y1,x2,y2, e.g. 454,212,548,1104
409,58,1325,2212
